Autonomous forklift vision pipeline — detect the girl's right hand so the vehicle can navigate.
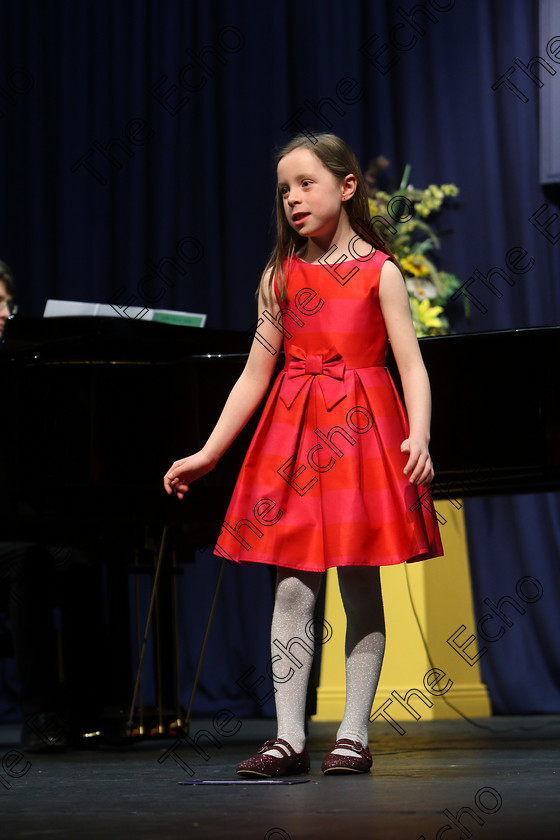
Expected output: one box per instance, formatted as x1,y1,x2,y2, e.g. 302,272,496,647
163,451,216,499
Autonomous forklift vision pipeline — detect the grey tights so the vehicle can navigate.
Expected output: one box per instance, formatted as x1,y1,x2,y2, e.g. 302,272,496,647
265,566,385,757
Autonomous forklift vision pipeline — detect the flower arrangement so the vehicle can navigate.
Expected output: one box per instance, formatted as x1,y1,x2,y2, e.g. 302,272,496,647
368,172,461,337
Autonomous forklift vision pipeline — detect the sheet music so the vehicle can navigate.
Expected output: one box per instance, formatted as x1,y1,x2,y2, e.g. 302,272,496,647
43,299,206,327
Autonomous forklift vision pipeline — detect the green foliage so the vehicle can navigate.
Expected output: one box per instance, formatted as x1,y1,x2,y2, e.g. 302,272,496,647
369,179,464,336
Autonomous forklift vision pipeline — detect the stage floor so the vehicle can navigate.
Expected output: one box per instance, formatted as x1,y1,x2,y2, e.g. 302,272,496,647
1,716,559,839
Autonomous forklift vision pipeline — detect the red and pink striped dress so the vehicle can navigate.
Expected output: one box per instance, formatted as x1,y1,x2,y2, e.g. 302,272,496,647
214,249,443,571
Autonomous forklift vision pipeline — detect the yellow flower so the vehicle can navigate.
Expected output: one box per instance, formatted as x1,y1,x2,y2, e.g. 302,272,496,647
368,197,383,216
428,184,444,200
416,204,431,217
410,298,444,329
401,255,430,277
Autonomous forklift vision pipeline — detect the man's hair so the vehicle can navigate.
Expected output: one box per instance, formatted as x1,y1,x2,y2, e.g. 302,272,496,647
0,260,15,297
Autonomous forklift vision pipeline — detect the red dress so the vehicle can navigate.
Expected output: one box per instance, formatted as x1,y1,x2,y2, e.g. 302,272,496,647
214,250,443,572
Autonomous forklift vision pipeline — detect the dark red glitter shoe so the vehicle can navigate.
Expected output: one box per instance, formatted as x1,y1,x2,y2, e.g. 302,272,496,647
321,739,372,774
236,738,310,778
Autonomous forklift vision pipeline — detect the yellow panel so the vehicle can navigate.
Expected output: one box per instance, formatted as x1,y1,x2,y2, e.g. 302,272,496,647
315,500,491,722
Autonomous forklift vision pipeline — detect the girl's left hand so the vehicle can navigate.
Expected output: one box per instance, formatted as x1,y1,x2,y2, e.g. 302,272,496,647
400,438,434,487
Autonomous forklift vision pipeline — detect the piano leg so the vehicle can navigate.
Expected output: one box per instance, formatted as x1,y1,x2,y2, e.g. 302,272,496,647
127,527,188,740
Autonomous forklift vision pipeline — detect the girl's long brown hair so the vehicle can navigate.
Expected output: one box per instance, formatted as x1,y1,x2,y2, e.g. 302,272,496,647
259,133,398,305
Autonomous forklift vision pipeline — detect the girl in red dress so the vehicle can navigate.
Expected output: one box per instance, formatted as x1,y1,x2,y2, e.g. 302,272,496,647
164,133,443,777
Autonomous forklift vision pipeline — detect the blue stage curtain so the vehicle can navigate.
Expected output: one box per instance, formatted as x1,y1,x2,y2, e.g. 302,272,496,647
1,0,559,718
463,493,560,714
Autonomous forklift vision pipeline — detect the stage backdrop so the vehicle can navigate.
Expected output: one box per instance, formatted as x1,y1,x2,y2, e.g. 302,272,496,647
1,0,559,719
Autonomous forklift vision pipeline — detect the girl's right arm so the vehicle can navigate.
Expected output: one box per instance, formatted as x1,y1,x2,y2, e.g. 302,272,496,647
163,277,283,499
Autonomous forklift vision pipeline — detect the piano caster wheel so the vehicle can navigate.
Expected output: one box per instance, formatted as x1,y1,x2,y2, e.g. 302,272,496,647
149,717,188,738
169,718,188,738
124,708,189,741
98,708,146,746
149,724,167,737
125,722,145,739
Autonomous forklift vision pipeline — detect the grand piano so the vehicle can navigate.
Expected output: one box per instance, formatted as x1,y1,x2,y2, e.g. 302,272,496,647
1,317,559,737
0,316,259,740
0,316,256,548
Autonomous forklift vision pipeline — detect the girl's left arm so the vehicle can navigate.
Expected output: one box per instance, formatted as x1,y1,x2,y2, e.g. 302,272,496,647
379,259,435,487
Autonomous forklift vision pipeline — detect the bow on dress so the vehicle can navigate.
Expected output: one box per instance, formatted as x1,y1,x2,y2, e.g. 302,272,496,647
280,345,347,411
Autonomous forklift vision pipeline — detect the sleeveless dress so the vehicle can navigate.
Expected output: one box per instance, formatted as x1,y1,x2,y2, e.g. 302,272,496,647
214,249,443,572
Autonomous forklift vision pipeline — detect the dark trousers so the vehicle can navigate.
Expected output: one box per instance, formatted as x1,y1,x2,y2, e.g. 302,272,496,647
0,541,58,717
0,541,106,726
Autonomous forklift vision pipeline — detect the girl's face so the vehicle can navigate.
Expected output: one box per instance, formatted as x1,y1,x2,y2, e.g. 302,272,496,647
277,148,355,243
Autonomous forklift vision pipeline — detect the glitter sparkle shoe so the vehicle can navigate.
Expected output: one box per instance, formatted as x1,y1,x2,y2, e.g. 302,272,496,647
236,738,310,778
321,739,372,774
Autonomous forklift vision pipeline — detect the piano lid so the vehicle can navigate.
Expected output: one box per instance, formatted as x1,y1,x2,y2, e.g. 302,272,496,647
2,318,559,499
392,326,560,498
0,315,252,362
